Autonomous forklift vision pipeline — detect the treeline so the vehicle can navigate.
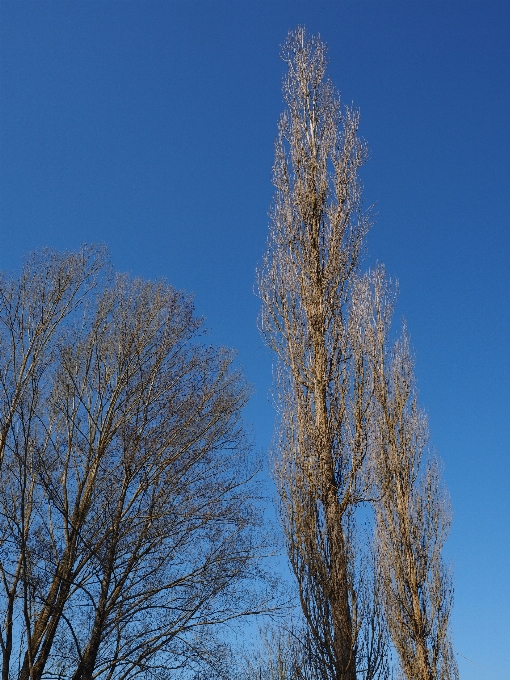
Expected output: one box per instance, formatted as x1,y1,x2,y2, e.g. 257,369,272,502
0,28,457,680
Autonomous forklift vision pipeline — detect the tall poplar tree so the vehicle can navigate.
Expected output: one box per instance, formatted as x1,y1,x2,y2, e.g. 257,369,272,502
258,27,378,680
258,27,457,680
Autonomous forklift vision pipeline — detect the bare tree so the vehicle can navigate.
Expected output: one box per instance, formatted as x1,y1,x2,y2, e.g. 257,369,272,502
0,248,267,680
0,246,106,473
258,28,387,680
233,616,331,680
235,622,314,680
0,246,107,680
366,271,458,680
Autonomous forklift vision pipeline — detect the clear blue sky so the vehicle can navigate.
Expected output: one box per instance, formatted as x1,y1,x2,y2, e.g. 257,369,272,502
1,2,508,677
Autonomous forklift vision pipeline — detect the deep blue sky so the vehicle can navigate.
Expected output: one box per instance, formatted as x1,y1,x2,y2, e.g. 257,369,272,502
1,2,509,676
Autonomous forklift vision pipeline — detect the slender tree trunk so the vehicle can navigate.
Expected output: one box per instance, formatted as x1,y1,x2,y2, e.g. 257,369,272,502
316,383,356,680
71,574,111,680
18,559,75,680
259,27,377,679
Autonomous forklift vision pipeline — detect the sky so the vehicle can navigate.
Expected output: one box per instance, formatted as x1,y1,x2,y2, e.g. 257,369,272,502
0,1,509,677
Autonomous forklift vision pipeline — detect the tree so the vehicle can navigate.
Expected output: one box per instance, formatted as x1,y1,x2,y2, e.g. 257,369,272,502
0,247,266,680
258,27,456,680
258,27,387,680
366,272,458,680
0,246,107,680
235,621,319,680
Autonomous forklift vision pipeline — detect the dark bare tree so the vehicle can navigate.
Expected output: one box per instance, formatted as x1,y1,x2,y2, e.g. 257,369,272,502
0,246,107,680
0,247,267,680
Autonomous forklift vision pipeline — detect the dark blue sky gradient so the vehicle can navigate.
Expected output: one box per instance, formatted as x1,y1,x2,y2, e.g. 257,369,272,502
1,2,509,677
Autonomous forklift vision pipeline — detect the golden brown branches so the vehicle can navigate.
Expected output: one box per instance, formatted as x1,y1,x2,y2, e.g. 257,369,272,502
367,273,458,680
258,27,383,680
